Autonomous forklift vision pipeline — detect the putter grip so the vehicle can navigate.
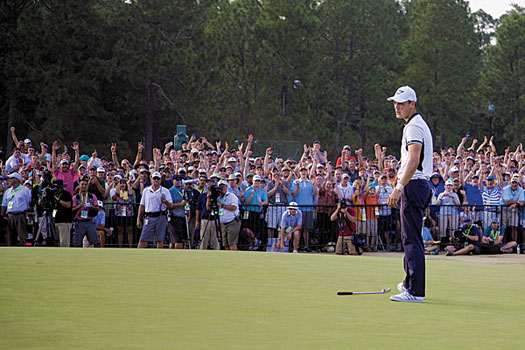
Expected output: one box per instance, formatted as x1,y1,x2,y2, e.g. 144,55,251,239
337,292,353,295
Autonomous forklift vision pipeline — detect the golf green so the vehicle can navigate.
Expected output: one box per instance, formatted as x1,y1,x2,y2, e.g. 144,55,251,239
1,248,524,350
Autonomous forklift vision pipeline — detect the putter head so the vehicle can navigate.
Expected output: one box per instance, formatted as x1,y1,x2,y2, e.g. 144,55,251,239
383,288,391,293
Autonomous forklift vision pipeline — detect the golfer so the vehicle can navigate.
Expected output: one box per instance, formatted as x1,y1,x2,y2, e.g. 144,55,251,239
387,86,433,303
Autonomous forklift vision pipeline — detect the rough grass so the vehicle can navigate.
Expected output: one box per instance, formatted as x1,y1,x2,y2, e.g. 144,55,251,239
1,248,524,350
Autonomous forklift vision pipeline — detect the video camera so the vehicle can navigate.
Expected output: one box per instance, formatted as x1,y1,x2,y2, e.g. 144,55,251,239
210,185,222,201
40,185,58,212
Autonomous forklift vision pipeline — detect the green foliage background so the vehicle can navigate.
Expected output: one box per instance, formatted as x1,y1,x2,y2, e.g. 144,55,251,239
1,0,523,160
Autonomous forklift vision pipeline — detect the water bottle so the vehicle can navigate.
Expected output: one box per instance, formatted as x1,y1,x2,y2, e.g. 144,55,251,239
517,244,521,255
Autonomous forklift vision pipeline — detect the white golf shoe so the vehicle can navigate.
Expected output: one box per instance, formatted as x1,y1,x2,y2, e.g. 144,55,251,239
390,291,424,303
397,282,406,293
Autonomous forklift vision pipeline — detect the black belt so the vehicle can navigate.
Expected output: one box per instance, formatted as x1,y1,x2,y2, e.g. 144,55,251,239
201,215,217,220
8,212,26,215
145,211,167,218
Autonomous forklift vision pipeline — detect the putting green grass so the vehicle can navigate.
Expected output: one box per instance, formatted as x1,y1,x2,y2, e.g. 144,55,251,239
1,248,524,350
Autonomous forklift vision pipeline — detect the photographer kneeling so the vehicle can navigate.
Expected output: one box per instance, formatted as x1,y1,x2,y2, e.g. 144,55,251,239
444,218,482,256
330,202,358,255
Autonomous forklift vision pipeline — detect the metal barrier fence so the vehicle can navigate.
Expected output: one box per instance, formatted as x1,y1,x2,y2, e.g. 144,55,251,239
5,203,521,250
99,203,520,251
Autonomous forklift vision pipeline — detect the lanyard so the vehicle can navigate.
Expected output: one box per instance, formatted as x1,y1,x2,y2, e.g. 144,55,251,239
10,185,22,200
490,229,499,241
81,192,89,204
173,187,183,198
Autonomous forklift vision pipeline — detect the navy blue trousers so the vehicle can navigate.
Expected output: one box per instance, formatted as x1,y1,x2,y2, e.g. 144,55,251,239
401,179,431,297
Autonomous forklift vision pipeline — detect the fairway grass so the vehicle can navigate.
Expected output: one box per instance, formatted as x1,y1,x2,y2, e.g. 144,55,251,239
1,248,524,350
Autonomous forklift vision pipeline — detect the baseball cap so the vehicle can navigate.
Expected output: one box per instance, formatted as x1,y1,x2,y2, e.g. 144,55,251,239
53,179,64,188
24,138,32,144
79,154,90,161
59,159,69,165
97,200,104,207
8,173,22,181
487,175,495,180
387,86,417,103
511,175,519,183
342,173,350,179
288,202,299,210
228,174,237,181
450,166,459,173
97,167,105,173
218,180,228,187
343,145,351,151
151,171,162,179
228,157,237,162
492,218,500,224
445,178,454,185
253,175,262,181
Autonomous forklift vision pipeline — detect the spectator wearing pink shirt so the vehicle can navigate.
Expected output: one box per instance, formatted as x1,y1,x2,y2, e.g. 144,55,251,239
51,140,80,195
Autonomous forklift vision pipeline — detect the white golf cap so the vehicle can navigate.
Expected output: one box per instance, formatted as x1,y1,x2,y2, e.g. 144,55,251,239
511,175,519,183
97,200,104,207
8,173,22,181
446,178,454,185
151,171,162,179
288,202,299,210
253,175,262,181
228,157,237,162
97,167,105,173
218,180,228,187
24,138,32,144
387,86,417,103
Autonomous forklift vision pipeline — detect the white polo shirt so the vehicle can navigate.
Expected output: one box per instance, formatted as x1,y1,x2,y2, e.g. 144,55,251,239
398,113,433,181
219,191,239,224
140,185,172,213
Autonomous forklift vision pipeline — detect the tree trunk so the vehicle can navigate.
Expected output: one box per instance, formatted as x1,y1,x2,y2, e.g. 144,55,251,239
145,82,155,162
6,94,16,154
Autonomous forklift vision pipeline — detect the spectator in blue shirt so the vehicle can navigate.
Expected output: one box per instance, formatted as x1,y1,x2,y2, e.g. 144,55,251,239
292,167,318,251
276,202,302,253
435,178,461,238
500,175,524,244
481,219,517,254
1,173,32,246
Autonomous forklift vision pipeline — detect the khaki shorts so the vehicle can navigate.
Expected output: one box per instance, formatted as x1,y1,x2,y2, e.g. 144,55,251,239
336,236,357,255
221,219,241,246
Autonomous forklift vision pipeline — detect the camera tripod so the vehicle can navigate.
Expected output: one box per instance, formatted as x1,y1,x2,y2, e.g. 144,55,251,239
199,201,222,249
34,211,58,246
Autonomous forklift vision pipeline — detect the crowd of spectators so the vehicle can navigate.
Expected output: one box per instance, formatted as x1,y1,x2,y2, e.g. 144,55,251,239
1,126,524,255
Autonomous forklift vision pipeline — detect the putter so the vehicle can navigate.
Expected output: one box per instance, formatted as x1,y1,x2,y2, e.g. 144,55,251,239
337,288,391,296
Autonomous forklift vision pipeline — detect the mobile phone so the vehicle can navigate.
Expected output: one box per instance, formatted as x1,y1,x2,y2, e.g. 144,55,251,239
465,132,471,139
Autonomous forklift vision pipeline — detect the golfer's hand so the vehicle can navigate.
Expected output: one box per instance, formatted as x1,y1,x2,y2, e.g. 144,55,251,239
388,189,401,208
137,219,142,229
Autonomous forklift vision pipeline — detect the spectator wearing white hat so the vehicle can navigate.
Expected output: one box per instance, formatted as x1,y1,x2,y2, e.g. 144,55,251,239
501,175,524,244
292,166,318,251
242,175,268,244
265,171,291,251
137,171,172,249
1,173,32,246
276,202,302,253
338,173,353,206
435,178,461,238
217,179,241,250
51,140,80,196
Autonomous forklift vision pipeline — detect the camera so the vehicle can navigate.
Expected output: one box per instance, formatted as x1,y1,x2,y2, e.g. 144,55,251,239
40,185,58,212
210,185,222,201
340,202,347,209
